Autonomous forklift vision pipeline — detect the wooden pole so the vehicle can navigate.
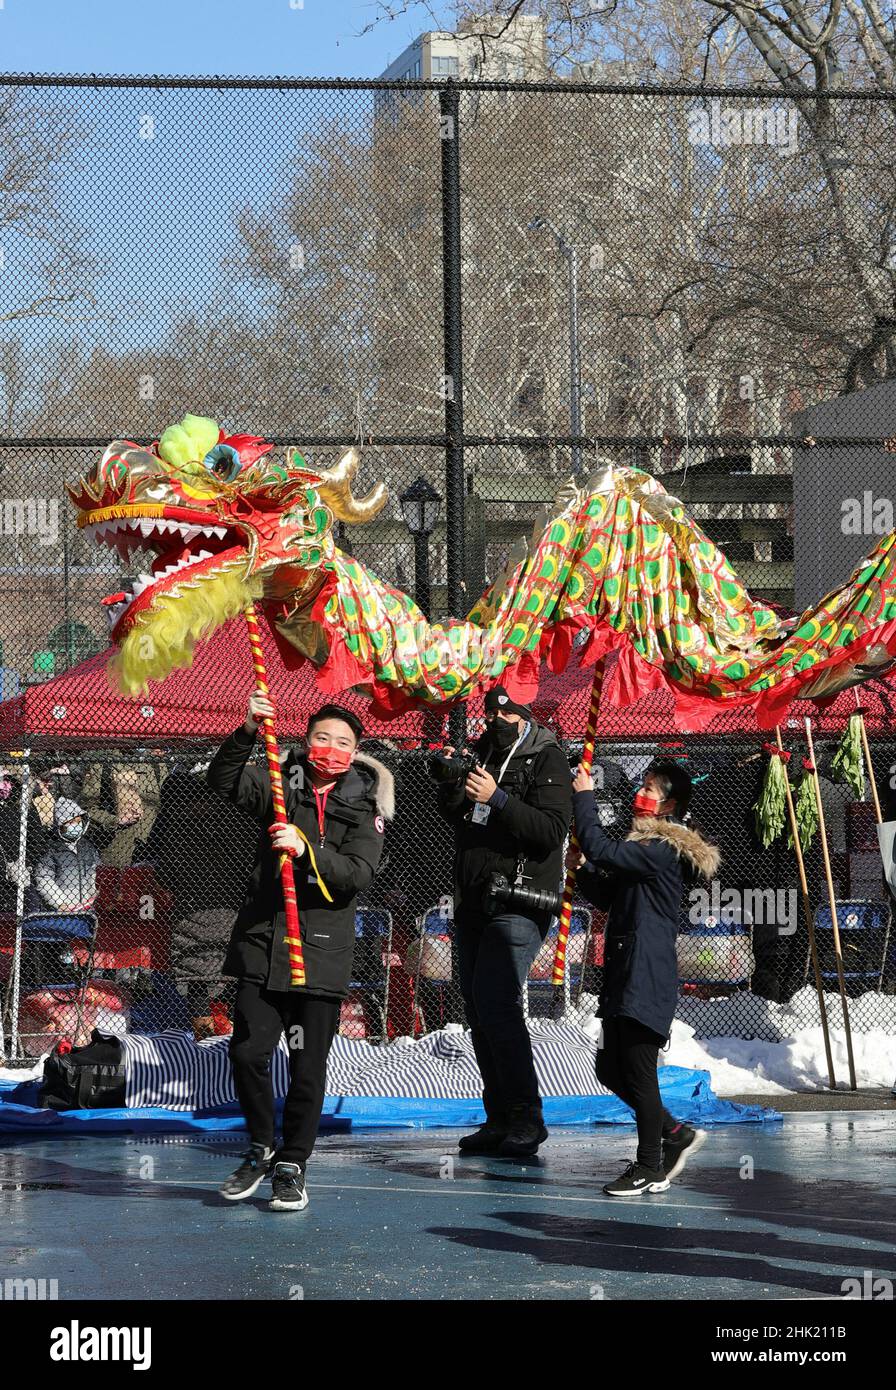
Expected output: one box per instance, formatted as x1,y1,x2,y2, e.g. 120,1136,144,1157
244,604,306,987
552,660,604,987
775,727,835,1089
853,689,882,822
804,718,856,1089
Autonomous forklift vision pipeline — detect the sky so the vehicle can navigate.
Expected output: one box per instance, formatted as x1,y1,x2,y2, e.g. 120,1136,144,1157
0,1,452,365
0,0,443,79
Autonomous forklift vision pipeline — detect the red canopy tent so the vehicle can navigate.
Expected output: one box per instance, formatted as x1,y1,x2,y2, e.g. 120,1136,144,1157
0,617,439,748
2,616,893,749
528,647,896,742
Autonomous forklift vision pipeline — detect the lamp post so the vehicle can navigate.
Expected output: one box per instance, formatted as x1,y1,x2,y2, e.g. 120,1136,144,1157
529,216,583,476
399,476,442,620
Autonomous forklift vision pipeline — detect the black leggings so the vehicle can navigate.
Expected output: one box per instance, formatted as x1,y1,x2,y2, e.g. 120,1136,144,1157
597,1014,681,1171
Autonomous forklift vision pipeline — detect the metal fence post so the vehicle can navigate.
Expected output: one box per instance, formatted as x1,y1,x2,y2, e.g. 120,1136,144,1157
439,79,467,749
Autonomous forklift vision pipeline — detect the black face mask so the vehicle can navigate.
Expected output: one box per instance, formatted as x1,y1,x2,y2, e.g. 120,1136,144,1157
488,717,520,750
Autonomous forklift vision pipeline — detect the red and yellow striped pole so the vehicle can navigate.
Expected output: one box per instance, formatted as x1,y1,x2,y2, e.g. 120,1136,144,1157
244,603,306,986
552,659,605,986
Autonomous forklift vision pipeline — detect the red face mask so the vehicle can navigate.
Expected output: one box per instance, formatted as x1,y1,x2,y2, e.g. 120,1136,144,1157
632,790,661,817
307,745,353,777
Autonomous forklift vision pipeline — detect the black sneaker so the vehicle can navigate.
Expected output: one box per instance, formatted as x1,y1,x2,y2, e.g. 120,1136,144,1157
458,1121,508,1154
603,1160,670,1197
219,1143,274,1201
496,1104,548,1158
269,1161,309,1212
662,1125,707,1181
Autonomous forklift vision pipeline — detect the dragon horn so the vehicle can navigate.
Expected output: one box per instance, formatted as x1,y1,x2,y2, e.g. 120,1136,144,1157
316,445,388,524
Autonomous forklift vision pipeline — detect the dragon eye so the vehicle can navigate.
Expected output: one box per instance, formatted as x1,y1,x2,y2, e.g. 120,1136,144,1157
203,443,242,482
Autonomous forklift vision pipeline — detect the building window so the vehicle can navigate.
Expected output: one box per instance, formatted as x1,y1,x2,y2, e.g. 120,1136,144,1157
432,55,459,76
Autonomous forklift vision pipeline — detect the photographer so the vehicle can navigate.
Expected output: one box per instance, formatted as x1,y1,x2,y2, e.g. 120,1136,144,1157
434,686,572,1158
570,758,719,1197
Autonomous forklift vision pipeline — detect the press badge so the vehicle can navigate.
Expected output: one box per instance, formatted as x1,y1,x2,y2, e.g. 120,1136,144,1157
471,802,491,825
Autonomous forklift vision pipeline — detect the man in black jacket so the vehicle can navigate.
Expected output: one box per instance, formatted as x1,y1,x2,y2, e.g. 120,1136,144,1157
437,686,573,1158
571,758,719,1197
207,694,392,1212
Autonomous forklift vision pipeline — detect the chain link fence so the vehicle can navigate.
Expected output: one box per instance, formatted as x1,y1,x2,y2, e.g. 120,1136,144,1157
2,75,896,1063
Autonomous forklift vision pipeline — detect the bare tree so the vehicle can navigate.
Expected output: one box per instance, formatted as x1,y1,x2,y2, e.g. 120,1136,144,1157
0,90,96,332
370,1,896,392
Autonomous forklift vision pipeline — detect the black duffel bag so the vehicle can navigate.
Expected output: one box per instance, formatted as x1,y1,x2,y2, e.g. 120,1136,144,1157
40,1031,126,1111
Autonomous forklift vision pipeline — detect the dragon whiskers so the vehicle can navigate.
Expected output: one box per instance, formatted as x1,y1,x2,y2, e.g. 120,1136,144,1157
110,558,261,695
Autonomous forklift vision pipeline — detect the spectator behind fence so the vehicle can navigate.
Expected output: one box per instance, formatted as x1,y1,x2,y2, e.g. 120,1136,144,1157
0,764,53,913
33,798,100,915
79,755,167,868
143,761,255,1036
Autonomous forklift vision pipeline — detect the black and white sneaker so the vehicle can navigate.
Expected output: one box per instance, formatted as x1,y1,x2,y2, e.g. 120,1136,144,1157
219,1143,275,1201
662,1126,707,1181
269,1162,309,1212
603,1160,670,1197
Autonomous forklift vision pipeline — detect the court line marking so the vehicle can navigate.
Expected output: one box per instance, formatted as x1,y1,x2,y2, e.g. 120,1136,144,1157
25,1174,895,1234
303,1180,896,1228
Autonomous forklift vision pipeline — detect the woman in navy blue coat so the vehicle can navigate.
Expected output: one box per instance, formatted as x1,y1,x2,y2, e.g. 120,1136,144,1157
570,758,720,1197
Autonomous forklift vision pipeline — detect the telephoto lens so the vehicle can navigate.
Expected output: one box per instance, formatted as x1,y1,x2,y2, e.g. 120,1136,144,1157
484,871,563,918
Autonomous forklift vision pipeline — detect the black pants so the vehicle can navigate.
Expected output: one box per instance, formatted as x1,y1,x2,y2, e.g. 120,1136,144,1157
597,1014,681,1171
455,911,547,1120
229,980,341,1165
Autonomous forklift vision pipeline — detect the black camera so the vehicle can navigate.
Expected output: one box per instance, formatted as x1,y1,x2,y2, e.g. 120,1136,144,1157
427,747,480,785
483,871,562,918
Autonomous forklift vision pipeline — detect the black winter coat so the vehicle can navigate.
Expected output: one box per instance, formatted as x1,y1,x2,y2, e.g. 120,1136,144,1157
573,791,721,1038
437,721,573,928
206,726,391,997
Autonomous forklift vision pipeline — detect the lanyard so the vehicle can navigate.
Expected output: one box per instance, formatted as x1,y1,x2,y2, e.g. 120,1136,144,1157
312,784,333,840
496,721,530,785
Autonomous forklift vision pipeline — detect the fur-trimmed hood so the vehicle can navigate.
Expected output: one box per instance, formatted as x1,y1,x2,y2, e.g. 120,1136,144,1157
353,752,395,821
626,816,720,880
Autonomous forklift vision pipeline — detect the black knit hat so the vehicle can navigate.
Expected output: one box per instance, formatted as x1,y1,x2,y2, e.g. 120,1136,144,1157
483,686,532,720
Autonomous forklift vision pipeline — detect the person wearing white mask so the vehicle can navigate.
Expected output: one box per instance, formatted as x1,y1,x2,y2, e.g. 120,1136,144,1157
33,798,100,914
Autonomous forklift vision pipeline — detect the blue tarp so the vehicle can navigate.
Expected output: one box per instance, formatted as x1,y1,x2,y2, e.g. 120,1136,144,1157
0,1065,779,1134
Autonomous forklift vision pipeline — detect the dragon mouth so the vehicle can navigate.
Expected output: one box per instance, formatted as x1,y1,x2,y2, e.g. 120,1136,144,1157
81,506,248,638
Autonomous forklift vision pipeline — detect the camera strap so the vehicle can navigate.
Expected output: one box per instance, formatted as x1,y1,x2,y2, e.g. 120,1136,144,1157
496,721,530,785
471,722,530,826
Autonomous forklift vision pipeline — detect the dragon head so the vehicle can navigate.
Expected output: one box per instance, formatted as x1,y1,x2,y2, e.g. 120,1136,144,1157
68,413,387,694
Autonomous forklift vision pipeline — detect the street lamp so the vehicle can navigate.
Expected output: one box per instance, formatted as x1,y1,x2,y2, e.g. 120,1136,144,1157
399,476,442,619
529,216,584,476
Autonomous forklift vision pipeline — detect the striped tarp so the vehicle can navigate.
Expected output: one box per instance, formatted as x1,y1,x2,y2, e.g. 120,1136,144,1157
124,1022,612,1111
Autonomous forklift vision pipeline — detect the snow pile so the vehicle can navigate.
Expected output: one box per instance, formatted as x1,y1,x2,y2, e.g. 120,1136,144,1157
668,987,896,1093
677,986,896,1042
565,987,896,1093
664,1020,895,1094
0,1057,46,1086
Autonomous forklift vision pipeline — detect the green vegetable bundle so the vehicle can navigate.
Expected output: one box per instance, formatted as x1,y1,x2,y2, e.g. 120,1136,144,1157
830,713,865,800
789,761,819,853
753,748,789,849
